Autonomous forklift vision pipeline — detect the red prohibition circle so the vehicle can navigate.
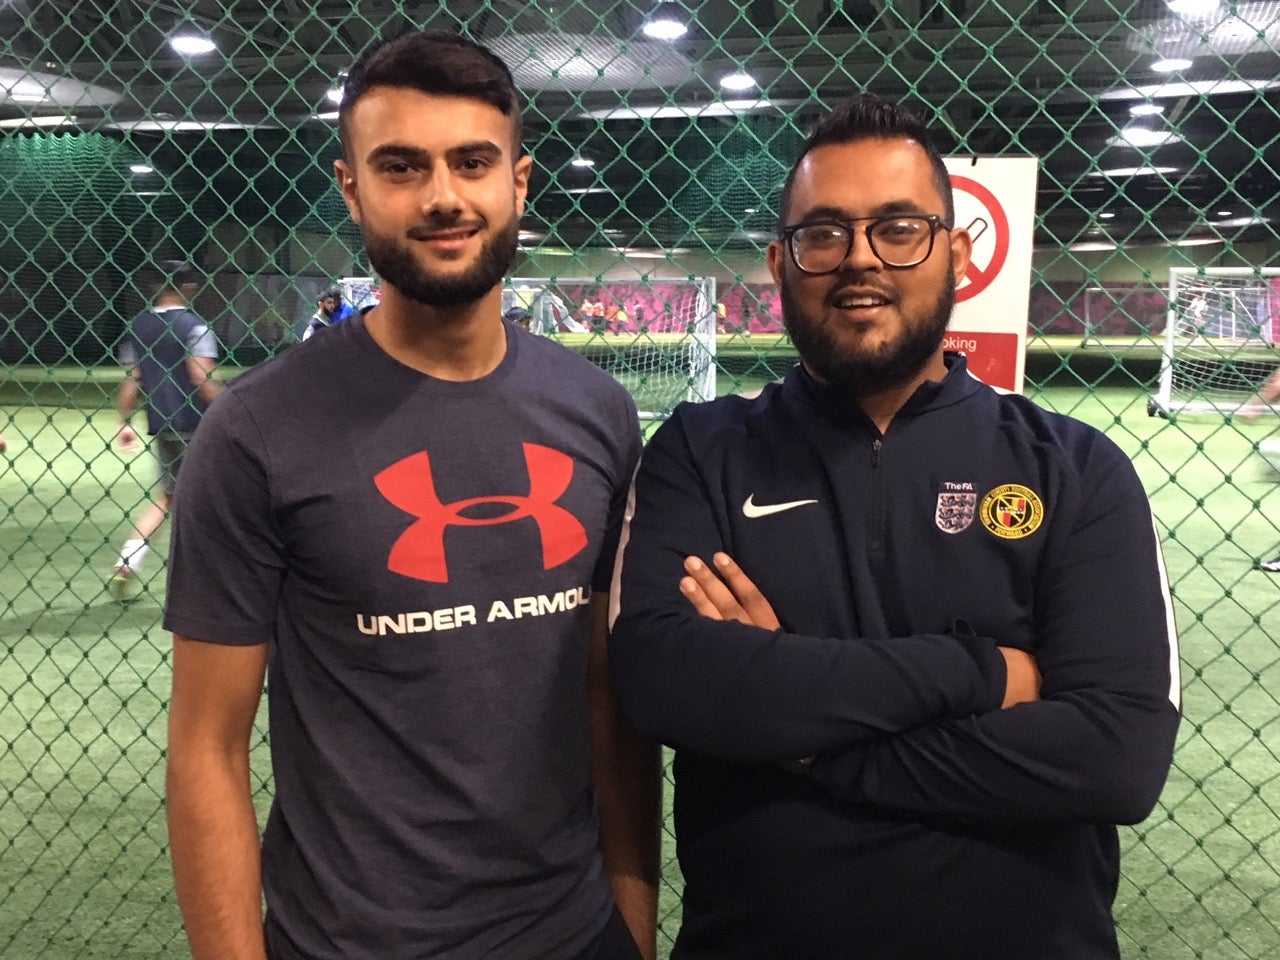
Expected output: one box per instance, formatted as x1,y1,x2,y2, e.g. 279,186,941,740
950,174,1010,303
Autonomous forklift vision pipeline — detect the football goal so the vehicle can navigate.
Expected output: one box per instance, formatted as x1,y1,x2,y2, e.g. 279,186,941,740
341,274,717,420
1149,267,1280,417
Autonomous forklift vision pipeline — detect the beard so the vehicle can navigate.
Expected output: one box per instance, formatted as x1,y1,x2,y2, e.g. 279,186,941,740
362,212,520,309
781,264,955,399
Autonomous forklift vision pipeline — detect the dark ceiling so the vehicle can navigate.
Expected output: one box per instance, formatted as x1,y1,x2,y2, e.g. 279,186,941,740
2,0,1279,252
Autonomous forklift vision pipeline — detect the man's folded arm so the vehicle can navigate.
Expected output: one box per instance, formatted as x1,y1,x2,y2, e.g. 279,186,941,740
609,415,1009,763
803,483,1181,825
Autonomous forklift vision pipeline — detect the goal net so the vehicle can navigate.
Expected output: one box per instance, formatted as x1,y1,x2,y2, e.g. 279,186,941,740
1150,267,1280,417
341,274,717,420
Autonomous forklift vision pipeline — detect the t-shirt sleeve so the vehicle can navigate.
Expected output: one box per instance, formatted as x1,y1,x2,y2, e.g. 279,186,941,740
117,328,139,366
181,312,218,359
163,391,286,646
591,385,642,593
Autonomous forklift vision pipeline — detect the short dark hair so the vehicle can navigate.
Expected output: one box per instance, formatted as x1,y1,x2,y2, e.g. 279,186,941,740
338,30,522,159
151,260,199,299
320,287,342,301
777,94,954,233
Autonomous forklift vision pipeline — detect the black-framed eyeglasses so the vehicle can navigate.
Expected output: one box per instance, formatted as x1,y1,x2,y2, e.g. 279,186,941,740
781,215,952,273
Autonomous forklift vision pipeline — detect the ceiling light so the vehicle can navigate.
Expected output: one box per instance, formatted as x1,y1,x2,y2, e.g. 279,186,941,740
1101,78,1279,102
0,115,75,129
642,5,689,41
11,93,43,103
1099,211,1116,219
1129,102,1164,117
1091,165,1179,177
1151,57,1193,73
580,99,783,120
1167,0,1220,15
570,157,596,167
744,207,757,214
129,163,154,174
1216,209,1233,217
720,72,757,92
1069,241,1119,252
170,34,217,56
326,86,343,105
1109,125,1180,148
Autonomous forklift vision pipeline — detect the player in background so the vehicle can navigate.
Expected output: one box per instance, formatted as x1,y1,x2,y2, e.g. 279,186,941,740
610,93,1180,959
110,262,219,601
164,30,658,960
1237,367,1280,570
300,285,355,341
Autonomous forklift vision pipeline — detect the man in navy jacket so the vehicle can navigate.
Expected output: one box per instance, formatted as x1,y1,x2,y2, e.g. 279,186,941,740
609,94,1181,959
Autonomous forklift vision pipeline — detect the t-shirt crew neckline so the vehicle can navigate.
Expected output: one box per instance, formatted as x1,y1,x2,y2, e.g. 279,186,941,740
349,312,520,395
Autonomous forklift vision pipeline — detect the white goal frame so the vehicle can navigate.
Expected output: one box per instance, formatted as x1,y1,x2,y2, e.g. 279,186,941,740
1150,267,1280,417
340,274,717,421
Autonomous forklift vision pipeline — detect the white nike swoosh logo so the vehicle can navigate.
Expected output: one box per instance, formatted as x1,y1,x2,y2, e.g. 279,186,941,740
742,494,819,518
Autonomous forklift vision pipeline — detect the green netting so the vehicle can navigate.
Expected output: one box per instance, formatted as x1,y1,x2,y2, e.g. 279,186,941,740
3,2,1280,957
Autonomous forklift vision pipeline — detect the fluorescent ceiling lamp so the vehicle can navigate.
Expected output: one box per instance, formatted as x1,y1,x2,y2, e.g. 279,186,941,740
1167,0,1220,15
570,157,596,167
1069,241,1119,252
326,86,343,104
106,120,252,131
1099,211,1117,219
11,93,43,102
719,72,756,92
642,5,689,41
563,187,614,195
581,99,777,120
1173,237,1224,247
0,115,75,128
1090,165,1179,177
622,247,691,258
1129,102,1164,116
315,111,339,122
1215,215,1267,227
1151,57,1193,72
1216,209,1233,216
129,163,154,174
1108,126,1180,147
170,34,217,56
1101,78,1278,102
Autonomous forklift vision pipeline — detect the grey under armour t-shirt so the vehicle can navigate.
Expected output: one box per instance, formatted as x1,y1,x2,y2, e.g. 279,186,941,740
166,317,641,960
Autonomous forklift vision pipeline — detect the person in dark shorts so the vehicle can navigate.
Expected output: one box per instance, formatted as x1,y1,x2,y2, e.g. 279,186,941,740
110,262,219,601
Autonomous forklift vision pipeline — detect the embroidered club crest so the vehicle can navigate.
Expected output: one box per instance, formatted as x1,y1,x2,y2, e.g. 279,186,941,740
935,491,977,534
979,484,1045,540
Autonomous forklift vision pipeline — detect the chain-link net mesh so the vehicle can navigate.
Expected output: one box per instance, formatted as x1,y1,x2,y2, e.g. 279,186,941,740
3,2,1279,957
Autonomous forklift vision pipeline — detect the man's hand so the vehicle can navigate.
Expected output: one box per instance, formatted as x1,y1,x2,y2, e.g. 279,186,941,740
679,552,781,630
117,424,139,453
999,646,1041,708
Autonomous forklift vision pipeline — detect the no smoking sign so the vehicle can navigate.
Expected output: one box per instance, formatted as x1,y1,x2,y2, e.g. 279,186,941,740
950,174,1011,304
942,156,1038,393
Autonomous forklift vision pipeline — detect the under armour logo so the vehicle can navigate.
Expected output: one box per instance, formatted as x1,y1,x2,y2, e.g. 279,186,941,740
374,443,587,583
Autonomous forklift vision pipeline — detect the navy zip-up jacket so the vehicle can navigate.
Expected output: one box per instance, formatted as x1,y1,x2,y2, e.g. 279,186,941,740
610,355,1181,959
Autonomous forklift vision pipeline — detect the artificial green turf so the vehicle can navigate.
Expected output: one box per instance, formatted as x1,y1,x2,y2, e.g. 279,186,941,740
3,377,1280,959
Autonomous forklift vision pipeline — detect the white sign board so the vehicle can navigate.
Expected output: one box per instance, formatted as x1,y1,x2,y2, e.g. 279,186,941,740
942,156,1039,393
